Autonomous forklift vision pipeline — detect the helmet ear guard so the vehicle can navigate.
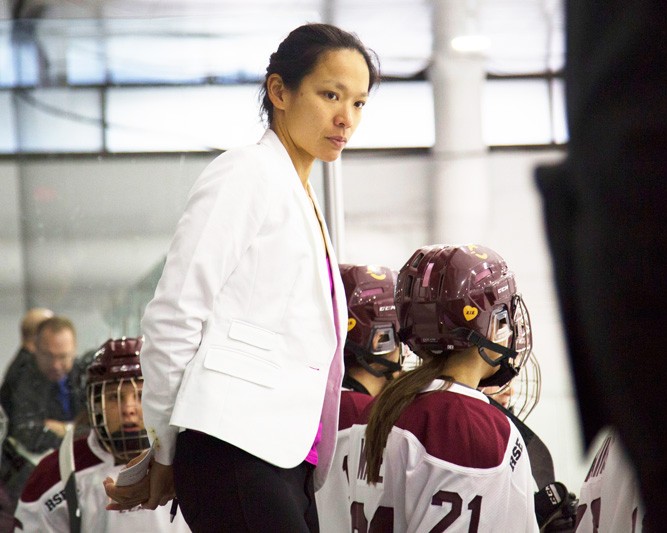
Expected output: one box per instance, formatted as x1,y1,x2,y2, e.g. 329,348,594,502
370,324,399,356
476,294,533,387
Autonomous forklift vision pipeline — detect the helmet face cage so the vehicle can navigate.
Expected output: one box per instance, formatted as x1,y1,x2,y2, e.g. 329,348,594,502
508,293,532,375
508,350,541,420
396,244,533,387
88,377,149,463
484,350,541,421
86,337,149,463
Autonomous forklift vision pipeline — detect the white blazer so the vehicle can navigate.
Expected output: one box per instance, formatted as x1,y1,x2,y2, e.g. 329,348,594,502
140,129,347,489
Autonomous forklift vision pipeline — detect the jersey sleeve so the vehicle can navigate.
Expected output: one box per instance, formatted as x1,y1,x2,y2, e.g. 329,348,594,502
14,479,69,533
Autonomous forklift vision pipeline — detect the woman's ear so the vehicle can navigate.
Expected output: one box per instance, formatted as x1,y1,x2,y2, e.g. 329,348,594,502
267,73,288,111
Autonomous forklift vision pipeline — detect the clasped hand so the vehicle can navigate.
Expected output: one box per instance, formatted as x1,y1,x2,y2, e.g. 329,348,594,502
103,450,175,511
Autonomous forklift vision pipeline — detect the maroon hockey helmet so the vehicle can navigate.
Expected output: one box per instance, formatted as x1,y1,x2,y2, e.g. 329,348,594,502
340,264,402,379
87,336,149,463
395,244,532,387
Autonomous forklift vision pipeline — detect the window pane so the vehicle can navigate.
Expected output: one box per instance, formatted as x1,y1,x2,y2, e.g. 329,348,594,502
15,88,103,152
483,79,551,145
106,35,269,84
551,78,568,143
66,36,107,85
1,21,40,87
0,92,17,153
106,85,265,152
0,24,16,88
349,81,435,148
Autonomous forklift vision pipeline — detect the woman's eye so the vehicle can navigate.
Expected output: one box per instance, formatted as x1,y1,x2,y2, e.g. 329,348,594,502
325,91,338,100
355,100,366,109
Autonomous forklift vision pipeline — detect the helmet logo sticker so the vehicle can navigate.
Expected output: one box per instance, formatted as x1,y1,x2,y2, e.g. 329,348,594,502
463,306,479,321
367,266,387,281
348,318,357,331
467,244,488,260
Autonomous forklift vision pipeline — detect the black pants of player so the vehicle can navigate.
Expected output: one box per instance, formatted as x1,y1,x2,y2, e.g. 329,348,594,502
173,429,319,533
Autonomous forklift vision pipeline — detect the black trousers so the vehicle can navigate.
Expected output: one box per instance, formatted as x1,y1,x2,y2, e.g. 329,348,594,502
173,430,319,533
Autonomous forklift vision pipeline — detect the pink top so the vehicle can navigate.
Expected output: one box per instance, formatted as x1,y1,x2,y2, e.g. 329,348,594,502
326,251,334,296
305,421,323,465
305,252,334,466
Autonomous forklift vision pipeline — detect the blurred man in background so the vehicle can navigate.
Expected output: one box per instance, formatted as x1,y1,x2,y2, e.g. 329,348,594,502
8,316,86,453
0,308,54,417
1,316,87,510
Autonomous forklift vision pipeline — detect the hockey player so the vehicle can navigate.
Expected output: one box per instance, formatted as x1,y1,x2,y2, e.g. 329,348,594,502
347,244,540,532
13,337,190,532
574,428,646,532
337,264,403,397
316,264,403,533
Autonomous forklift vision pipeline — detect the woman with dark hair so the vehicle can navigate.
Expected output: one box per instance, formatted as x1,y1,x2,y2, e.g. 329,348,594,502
103,23,380,533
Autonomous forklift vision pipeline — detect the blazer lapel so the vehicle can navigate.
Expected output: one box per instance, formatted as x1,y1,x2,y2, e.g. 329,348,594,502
307,183,347,340
260,129,342,337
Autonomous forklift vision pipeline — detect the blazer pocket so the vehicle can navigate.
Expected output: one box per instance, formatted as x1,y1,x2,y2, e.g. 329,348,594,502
228,319,276,351
204,346,280,388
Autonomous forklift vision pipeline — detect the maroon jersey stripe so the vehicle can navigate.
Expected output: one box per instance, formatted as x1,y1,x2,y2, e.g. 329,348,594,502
393,390,511,468
20,436,103,503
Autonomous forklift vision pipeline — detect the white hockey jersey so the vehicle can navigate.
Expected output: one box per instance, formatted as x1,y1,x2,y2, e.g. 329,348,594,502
317,388,374,533
347,380,539,532
575,429,645,532
14,431,191,533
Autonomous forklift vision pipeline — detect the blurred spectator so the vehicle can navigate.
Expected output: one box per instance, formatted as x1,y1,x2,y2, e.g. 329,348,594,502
0,406,13,532
0,317,87,511
0,308,54,417
8,316,87,452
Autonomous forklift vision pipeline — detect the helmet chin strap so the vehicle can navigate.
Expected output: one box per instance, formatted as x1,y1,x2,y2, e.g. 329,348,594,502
349,343,402,380
478,364,518,388
451,327,519,388
374,357,403,380
451,327,517,364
